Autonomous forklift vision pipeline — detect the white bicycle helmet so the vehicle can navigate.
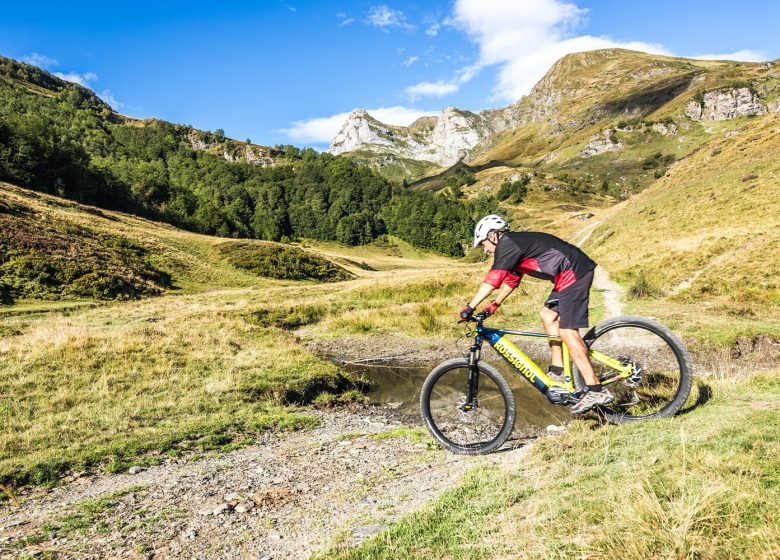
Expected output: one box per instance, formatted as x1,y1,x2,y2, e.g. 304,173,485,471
473,214,509,247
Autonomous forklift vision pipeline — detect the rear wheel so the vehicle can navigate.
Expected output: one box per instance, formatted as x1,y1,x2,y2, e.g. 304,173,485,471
420,358,515,454
582,316,693,423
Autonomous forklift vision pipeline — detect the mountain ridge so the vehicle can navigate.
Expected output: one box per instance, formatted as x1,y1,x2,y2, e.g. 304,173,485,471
330,49,780,186
0,55,280,168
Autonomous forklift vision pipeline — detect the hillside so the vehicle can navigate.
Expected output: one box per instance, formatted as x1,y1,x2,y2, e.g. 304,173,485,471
0,181,360,305
333,49,780,200
0,179,474,487
584,110,780,341
0,55,486,257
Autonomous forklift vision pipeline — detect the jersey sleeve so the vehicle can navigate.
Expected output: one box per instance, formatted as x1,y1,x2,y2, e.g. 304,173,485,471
483,237,524,289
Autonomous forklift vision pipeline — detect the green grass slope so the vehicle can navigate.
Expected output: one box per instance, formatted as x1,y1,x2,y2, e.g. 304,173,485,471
586,112,780,342
0,181,477,487
0,181,361,305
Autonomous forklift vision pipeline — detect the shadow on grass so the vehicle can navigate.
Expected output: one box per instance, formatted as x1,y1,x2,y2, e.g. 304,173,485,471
581,378,712,429
679,378,713,415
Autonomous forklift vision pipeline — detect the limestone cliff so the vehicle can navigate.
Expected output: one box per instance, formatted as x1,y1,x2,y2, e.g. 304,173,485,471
328,106,508,166
684,87,768,121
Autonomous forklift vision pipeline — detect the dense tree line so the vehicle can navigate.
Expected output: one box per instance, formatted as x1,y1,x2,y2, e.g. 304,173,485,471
0,57,494,256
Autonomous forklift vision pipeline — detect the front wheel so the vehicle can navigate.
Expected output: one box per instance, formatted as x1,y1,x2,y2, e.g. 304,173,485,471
420,358,516,454
583,316,693,423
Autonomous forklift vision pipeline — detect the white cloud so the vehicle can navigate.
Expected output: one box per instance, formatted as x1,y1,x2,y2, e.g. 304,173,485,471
337,12,356,26
54,71,99,87
402,55,419,67
366,5,414,30
21,52,57,68
425,23,441,37
281,106,436,144
690,49,767,62
405,81,459,98
404,62,482,99
420,0,671,103
97,89,123,109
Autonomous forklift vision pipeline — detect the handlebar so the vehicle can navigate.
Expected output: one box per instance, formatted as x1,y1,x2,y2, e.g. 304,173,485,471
459,311,490,325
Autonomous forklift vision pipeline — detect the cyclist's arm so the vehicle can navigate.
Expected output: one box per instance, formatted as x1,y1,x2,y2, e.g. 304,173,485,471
468,271,522,309
469,239,524,310
493,283,516,306
468,282,497,309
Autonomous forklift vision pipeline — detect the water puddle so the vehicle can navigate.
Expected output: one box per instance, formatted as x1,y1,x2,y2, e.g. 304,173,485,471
339,349,571,435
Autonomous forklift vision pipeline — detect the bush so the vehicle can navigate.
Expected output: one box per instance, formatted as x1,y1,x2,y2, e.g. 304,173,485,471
628,272,663,299
249,304,327,330
219,242,353,282
497,174,530,203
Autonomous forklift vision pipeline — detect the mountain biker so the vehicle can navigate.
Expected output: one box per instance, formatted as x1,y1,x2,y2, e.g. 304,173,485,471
459,214,613,414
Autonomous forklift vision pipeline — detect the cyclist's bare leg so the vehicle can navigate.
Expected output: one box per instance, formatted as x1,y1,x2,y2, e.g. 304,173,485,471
540,306,563,367
559,328,598,386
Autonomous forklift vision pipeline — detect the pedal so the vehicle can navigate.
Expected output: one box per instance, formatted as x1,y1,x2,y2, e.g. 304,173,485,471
546,386,576,405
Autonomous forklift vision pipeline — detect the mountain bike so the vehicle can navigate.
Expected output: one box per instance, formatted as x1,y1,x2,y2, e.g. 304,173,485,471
420,313,693,454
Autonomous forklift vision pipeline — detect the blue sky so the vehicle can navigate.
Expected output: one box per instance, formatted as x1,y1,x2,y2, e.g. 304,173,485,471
2,1,778,149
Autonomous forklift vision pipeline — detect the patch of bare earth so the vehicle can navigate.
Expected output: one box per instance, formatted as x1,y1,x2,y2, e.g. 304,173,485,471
0,408,528,559
305,333,460,365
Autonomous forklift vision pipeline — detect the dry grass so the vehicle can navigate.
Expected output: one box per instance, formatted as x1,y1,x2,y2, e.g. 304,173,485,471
0,180,601,488
327,368,780,560
0,184,482,486
586,112,780,343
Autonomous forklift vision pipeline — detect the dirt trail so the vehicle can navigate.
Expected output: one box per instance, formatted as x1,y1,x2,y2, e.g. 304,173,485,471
571,220,624,319
0,408,529,559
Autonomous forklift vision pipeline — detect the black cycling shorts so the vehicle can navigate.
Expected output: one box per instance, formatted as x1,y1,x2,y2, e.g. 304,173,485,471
544,269,594,329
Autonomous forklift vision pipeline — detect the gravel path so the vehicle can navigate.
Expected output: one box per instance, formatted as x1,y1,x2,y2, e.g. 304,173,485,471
0,407,530,559
570,219,624,319
593,265,625,318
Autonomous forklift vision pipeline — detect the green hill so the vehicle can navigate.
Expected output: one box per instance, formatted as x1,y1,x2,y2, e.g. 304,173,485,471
0,55,486,257
0,181,359,305
585,111,780,342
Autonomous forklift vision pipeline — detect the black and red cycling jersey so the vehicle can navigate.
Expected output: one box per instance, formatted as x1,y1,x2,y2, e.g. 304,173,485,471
484,232,596,292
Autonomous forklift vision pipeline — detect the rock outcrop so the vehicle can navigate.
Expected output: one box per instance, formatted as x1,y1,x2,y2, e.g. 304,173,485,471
328,110,402,154
581,130,623,157
328,106,501,166
685,87,767,121
187,130,276,166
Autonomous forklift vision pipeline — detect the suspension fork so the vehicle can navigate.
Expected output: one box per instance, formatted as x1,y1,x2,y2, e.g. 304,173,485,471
465,340,482,409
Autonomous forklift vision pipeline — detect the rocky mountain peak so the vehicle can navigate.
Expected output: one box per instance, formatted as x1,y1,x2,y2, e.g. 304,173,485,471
329,110,396,156
329,49,779,182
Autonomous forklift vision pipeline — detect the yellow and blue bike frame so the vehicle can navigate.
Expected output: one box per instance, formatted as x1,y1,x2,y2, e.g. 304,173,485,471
477,325,633,395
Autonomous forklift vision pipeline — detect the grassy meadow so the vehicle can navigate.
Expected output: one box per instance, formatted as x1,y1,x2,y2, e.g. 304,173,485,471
2,155,777,490
0,181,485,486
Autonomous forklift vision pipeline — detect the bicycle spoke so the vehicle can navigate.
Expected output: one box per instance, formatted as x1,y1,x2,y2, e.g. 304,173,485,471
588,323,689,420
423,366,510,450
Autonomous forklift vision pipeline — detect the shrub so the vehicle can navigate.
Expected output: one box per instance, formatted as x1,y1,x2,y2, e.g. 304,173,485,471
628,272,663,299
219,242,353,282
249,303,327,330
497,174,530,203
